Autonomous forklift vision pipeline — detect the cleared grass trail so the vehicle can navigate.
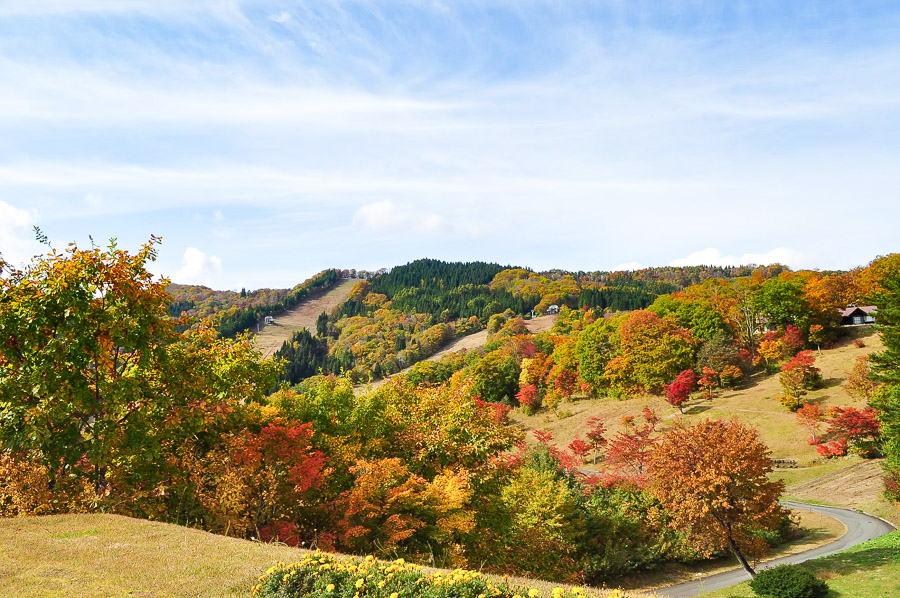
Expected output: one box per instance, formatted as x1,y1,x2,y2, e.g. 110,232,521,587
254,279,356,358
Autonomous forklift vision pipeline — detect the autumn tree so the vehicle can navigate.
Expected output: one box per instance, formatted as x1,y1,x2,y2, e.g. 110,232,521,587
698,367,719,401
666,369,697,413
334,458,474,563
602,310,697,395
808,324,826,353
585,416,608,464
606,408,660,478
866,255,900,498
650,419,786,578
0,236,278,498
826,406,881,456
844,355,878,401
795,403,824,444
778,351,821,409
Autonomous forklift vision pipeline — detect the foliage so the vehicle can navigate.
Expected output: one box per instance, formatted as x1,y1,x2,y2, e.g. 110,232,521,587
795,403,824,444
606,408,660,479
698,367,719,400
649,419,786,577
516,383,542,414
666,369,697,413
748,564,828,598
871,384,900,500
778,351,821,402
826,406,881,456
253,553,607,598
334,458,474,563
602,310,697,395
169,269,340,338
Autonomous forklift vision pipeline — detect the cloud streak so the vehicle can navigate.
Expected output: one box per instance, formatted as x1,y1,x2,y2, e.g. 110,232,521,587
1,2,899,287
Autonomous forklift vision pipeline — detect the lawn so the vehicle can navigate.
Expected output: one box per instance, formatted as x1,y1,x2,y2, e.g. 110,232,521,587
0,514,654,598
699,530,900,597
0,513,305,597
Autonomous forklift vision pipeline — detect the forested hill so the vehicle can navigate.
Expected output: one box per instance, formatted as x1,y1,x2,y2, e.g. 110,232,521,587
369,258,511,295
167,269,339,337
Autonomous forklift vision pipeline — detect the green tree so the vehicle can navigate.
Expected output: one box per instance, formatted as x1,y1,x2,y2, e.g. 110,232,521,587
0,236,279,495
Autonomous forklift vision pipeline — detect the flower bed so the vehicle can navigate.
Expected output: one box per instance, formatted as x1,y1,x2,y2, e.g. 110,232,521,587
253,552,616,598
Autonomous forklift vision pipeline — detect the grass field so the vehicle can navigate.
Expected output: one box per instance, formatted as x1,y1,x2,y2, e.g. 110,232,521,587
0,514,305,597
0,514,655,598
509,329,899,523
699,530,900,598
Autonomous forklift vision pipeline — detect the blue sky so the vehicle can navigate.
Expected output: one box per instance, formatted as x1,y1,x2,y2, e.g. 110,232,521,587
1,1,899,289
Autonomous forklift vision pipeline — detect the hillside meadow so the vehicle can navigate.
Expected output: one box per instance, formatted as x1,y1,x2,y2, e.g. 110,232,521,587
0,514,654,598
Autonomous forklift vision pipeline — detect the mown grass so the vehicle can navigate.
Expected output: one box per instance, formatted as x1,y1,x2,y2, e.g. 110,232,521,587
0,513,305,597
699,530,900,597
0,514,659,598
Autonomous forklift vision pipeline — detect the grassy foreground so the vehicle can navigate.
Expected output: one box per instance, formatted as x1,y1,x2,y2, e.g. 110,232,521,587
0,513,304,597
699,530,900,598
0,514,651,598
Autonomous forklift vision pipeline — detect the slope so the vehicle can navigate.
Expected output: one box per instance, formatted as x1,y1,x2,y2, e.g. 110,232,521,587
254,279,356,358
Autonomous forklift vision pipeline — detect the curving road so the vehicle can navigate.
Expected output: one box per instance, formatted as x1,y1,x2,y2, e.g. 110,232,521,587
658,501,895,597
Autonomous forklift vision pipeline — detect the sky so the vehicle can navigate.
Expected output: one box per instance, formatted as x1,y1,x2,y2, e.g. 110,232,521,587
1,1,899,290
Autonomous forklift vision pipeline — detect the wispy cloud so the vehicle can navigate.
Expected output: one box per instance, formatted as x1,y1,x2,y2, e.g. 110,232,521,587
1,2,899,287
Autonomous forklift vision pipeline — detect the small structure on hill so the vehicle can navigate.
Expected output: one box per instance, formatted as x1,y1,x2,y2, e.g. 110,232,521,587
546,304,559,315
840,305,876,326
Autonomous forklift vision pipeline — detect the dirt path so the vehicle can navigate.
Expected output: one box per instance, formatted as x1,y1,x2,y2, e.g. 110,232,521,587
357,314,557,392
254,279,356,358
787,459,887,509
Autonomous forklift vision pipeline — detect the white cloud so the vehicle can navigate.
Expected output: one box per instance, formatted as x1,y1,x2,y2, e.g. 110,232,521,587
668,248,812,269
213,210,225,223
269,11,290,24
85,192,103,208
0,200,41,268
173,247,222,286
352,200,446,234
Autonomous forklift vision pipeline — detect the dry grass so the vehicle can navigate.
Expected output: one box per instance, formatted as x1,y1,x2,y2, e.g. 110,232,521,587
0,513,308,597
0,514,658,598
511,330,886,465
254,279,356,358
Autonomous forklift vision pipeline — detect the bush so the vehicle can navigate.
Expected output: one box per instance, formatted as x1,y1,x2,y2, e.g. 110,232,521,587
749,564,828,598
253,553,605,598
778,394,805,412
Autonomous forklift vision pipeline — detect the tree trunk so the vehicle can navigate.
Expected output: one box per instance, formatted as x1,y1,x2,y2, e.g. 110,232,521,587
728,536,756,578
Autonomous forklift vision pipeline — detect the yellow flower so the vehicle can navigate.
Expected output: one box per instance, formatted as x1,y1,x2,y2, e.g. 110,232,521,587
356,578,364,588
529,590,540,598
390,593,399,598
326,584,335,592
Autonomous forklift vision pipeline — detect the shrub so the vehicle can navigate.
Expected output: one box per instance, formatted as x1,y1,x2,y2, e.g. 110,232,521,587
815,439,848,458
253,553,609,598
855,338,866,348
748,564,828,598
777,394,805,412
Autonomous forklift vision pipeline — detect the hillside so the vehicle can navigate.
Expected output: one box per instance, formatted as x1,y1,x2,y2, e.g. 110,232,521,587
358,313,557,391
254,279,356,358
0,513,304,597
0,514,652,598
509,329,899,525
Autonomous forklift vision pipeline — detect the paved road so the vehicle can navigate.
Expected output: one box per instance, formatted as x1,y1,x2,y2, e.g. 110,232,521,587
658,501,895,597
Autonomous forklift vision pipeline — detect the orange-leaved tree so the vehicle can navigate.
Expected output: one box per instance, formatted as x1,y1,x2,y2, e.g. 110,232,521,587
649,418,786,578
